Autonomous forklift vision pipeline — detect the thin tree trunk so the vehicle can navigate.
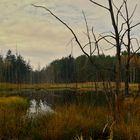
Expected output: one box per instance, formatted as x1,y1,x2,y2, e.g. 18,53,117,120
108,0,121,95
125,64,130,96
116,54,121,95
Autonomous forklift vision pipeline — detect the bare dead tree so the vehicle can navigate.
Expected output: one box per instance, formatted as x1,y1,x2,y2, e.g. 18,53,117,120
89,0,140,96
120,1,140,96
32,0,140,96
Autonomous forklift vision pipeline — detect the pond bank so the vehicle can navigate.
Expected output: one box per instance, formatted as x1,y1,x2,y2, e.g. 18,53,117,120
0,82,140,94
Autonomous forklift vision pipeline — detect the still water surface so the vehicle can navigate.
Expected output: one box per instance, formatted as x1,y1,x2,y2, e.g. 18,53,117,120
27,99,54,116
20,90,78,115
18,90,108,115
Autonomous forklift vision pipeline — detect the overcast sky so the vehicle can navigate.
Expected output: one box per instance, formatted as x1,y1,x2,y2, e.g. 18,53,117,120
0,0,140,69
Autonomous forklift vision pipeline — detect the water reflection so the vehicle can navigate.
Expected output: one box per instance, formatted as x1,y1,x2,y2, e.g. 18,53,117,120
27,99,54,116
18,90,109,116
20,90,78,107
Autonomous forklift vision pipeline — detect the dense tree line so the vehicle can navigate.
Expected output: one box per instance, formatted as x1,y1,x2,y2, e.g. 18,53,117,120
35,53,140,84
0,50,140,84
38,54,116,83
0,50,31,83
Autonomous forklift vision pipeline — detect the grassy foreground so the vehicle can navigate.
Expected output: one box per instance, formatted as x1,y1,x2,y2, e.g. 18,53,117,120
0,96,28,139
0,95,140,140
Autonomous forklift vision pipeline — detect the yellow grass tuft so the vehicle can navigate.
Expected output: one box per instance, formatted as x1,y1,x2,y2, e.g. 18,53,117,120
0,96,28,110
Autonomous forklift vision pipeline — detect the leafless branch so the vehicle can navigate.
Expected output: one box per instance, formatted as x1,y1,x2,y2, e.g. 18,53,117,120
130,38,140,52
129,4,137,21
91,27,99,55
105,46,115,51
121,22,140,43
83,41,95,49
32,4,90,58
99,34,116,46
89,0,109,11
119,22,127,35
129,39,140,61
97,35,115,43
113,0,126,26
65,37,75,47
82,11,92,56
113,0,126,22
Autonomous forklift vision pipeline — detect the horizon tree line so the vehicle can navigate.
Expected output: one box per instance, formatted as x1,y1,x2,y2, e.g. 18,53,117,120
0,49,140,85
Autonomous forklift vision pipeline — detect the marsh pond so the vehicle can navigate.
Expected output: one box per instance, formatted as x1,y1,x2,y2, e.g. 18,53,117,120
15,89,108,116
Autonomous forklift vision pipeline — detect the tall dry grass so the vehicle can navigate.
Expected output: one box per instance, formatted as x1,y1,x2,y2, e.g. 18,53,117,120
0,96,29,139
31,104,108,140
30,96,140,140
0,95,140,140
112,96,140,140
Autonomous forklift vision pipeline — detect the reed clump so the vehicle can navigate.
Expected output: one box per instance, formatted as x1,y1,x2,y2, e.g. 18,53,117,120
31,104,108,140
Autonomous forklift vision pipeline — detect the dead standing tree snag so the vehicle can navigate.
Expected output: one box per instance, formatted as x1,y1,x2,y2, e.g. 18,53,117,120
89,0,140,96
32,0,140,96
